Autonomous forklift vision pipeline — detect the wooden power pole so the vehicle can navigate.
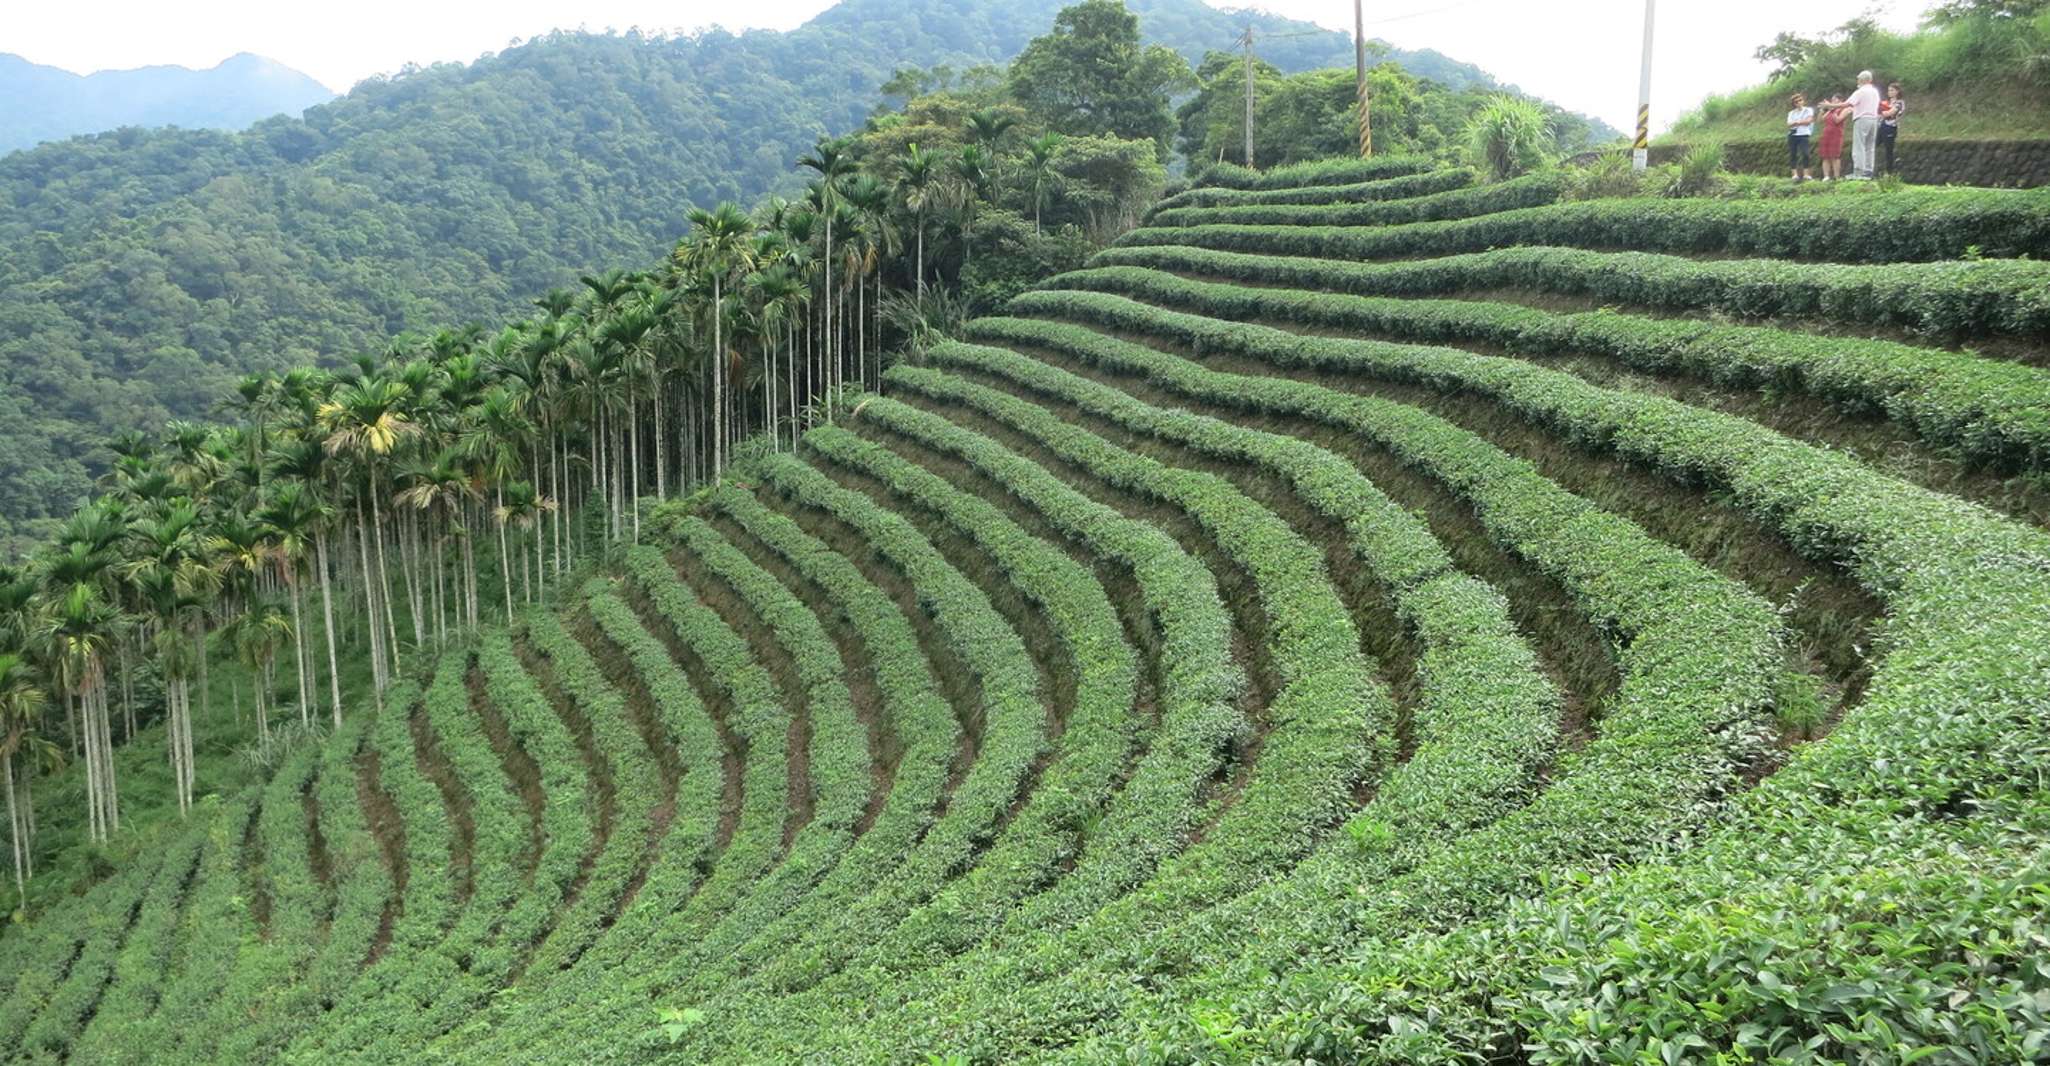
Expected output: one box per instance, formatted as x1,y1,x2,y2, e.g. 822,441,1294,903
1355,0,1372,157
1634,0,1655,170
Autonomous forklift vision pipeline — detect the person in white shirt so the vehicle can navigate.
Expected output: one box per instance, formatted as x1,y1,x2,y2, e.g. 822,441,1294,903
1847,71,1883,180
1786,93,1816,182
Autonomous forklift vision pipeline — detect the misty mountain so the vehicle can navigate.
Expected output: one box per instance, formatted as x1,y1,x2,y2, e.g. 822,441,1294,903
0,51,336,155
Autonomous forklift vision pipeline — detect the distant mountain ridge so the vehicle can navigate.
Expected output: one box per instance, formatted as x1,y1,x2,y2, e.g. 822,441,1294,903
0,52,336,155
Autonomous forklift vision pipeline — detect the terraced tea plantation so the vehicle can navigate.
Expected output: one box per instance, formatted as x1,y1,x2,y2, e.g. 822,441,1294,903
6,158,2049,1064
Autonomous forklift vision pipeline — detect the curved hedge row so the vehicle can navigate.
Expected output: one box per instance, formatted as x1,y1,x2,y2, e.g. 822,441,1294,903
869,313,1784,1059
467,576,734,1057
846,394,1245,937
916,339,1560,859
62,789,257,1066
674,364,1394,1062
302,632,588,1058
1054,262,2050,471
734,444,1048,996
669,486,961,983
1094,240,2050,338
205,708,393,1062
610,543,791,969
190,730,331,1061
289,678,444,1049
876,367,1391,899
210,721,379,1057
555,577,724,966
802,421,1141,973
1150,171,1564,230
481,545,803,1062
9,805,207,1061
646,514,874,987
888,337,1567,1039
1154,167,1475,212
517,607,656,982
1121,185,2050,263
473,477,979,1065
1030,260,2050,1065
69,789,234,1062
1195,156,1433,190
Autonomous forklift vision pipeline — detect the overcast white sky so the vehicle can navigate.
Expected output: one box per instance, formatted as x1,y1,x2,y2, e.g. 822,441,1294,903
3,0,1927,132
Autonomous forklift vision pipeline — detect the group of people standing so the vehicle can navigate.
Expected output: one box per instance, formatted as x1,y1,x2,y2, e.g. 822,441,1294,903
1786,71,1905,182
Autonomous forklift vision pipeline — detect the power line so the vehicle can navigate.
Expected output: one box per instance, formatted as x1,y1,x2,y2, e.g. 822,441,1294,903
1233,23,1333,169
1363,0,1509,26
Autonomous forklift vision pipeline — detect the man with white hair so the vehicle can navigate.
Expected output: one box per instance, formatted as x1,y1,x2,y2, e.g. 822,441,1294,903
1848,70,1882,179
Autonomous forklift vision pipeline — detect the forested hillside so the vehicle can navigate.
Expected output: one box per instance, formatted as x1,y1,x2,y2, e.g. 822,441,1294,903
0,52,335,155
0,0,1615,557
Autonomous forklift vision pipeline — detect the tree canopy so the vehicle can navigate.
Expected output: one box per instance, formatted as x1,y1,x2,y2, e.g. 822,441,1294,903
1176,52,1613,170
1008,0,1196,157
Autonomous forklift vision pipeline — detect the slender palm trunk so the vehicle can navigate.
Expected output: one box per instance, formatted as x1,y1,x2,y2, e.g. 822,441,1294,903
290,581,311,718
496,487,515,621
400,513,426,647
462,521,479,631
659,381,673,497
286,582,309,728
368,483,401,677
254,662,271,757
356,503,387,698
713,276,726,481
316,533,343,725
5,752,25,905
73,692,96,844
557,432,570,574
823,218,835,425
629,383,643,541
433,530,447,646
531,509,544,604
103,682,118,830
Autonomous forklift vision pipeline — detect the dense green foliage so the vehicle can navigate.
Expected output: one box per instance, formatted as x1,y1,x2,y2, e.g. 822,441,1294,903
3,2,2047,1057
1007,0,1195,157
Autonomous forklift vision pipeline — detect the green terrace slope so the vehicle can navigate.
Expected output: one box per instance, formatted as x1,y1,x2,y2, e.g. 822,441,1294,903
2,161,2045,1063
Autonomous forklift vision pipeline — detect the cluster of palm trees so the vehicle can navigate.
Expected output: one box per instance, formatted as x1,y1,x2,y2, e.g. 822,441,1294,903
0,108,1065,908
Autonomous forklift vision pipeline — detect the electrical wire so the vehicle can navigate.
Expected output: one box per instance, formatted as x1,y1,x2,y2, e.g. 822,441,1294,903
1364,0,1521,26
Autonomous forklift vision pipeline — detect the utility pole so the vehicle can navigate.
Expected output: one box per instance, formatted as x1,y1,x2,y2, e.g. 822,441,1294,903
1634,0,1655,170
1242,26,1257,169
1355,0,1372,157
